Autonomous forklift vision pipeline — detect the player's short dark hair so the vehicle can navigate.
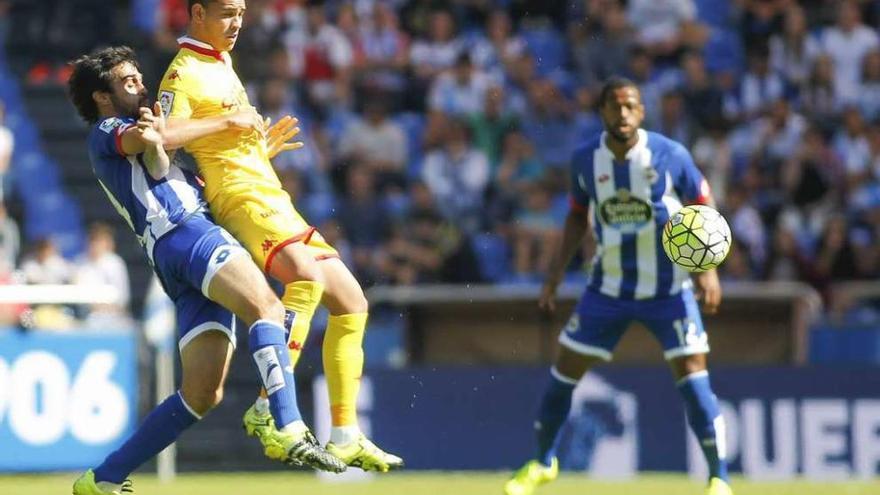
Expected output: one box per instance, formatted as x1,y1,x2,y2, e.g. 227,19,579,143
598,77,640,108
188,0,215,16
67,46,139,124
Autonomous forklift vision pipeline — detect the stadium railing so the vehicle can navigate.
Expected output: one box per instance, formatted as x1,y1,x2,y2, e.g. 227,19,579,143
366,281,823,365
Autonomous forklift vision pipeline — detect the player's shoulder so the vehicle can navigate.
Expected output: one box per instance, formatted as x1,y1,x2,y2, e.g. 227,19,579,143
571,134,604,165
90,116,134,141
645,130,690,157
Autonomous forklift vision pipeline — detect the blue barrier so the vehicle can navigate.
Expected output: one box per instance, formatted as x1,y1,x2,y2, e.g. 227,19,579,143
341,366,880,479
0,329,137,471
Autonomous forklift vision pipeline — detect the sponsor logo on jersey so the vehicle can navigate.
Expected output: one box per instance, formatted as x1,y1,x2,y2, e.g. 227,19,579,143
599,188,654,232
168,70,180,81
158,91,174,116
98,118,122,134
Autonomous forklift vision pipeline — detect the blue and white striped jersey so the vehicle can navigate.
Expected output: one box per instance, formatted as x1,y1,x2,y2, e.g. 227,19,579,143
87,116,207,261
570,129,710,300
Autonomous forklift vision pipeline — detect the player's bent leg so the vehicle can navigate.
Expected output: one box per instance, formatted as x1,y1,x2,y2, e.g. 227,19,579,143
75,331,232,495
268,241,325,367
207,254,345,473
504,348,602,495
318,257,403,472
670,353,732,494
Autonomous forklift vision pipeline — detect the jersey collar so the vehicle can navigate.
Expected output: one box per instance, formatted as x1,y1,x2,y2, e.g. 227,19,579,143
600,128,647,161
177,36,224,62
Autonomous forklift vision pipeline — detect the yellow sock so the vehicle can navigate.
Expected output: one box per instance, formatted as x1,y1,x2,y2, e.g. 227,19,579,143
323,312,367,427
282,280,324,368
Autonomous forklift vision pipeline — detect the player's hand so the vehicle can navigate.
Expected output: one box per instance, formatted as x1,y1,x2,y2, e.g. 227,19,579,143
136,102,166,146
227,106,265,135
694,270,721,315
265,115,304,159
538,282,559,314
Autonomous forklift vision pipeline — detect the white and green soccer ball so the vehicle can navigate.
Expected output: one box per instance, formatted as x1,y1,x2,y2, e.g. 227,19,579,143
662,204,732,273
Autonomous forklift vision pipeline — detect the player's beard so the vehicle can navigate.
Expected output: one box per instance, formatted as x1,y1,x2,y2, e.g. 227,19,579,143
606,125,635,144
111,93,145,119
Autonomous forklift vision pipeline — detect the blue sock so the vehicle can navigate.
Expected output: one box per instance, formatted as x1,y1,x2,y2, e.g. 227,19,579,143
535,369,577,466
678,371,729,482
94,392,198,484
249,319,302,429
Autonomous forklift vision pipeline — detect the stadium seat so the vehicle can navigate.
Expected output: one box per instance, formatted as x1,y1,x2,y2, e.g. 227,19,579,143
471,232,511,282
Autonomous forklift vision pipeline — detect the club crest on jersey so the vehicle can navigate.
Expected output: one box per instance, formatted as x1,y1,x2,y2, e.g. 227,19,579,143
158,91,174,116
598,188,653,233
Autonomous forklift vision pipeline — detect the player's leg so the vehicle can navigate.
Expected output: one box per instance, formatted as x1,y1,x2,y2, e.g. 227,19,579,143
318,256,403,471
75,317,234,494
206,245,345,473
644,289,731,495
505,291,627,495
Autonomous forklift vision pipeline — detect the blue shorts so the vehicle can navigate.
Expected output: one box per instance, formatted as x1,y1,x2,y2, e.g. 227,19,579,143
152,214,250,351
558,289,709,361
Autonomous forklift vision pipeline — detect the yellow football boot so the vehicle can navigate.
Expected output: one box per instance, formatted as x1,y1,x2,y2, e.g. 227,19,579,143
325,434,404,472
72,469,133,495
503,458,559,495
707,477,734,495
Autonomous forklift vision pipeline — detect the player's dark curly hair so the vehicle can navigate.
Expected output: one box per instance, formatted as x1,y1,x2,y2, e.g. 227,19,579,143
598,77,640,108
67,46,139,124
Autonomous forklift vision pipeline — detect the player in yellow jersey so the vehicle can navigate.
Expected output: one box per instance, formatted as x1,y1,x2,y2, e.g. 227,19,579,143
156,0,402,472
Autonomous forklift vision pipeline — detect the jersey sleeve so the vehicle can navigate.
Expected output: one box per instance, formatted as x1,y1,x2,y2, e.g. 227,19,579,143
669,142,711,205
157,61,194,119
91,118,135,157
568,148,591,213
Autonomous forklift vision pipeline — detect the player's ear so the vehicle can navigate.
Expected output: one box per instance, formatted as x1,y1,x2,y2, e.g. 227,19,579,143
92,90,111,107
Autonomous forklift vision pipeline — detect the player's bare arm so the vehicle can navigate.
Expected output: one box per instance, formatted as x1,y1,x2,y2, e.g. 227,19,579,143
162,106,264,149
136,103,171,180
540,207,590,313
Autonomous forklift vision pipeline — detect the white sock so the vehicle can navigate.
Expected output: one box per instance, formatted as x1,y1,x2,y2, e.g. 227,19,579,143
330,425,360,446
96,481,122,493
280,419,308,436
254,396,270,415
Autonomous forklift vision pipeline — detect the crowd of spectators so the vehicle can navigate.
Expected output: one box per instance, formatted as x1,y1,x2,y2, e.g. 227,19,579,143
7,0,880,317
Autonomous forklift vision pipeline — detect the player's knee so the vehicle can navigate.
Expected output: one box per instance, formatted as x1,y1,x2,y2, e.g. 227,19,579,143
181,385,224,416
349,292,368,315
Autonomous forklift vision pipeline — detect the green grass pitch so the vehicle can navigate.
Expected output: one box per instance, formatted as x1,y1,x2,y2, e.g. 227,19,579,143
1,472,877,495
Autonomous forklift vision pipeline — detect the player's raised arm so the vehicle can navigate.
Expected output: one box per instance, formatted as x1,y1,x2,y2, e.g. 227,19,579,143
162,106,265,149
136,103,171,180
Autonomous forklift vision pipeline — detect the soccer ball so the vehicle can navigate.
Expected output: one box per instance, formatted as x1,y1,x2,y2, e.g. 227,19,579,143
662,204,732,273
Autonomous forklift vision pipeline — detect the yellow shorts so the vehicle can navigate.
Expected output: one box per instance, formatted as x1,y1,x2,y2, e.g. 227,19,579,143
209,186,338,273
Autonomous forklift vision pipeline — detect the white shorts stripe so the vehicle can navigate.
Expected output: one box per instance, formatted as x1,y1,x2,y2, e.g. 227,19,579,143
558,332,613,361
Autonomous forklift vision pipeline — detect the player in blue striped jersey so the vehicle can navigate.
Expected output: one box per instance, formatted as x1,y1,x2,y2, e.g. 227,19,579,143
67,46,344,495
504,78,733,495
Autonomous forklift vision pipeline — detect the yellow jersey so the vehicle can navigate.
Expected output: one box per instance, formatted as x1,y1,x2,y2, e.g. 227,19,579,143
156,36,336,272
157,36,280,208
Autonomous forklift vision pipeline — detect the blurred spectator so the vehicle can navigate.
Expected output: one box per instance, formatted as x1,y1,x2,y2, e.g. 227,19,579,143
336,165,389,281
738,0,785,51
743,98,806,173
496,129,544,193
858,50,880,121
692,120,732,205
832,106,870,181
338,97,407,187
153,0,192,52
512,181,561,276
769,5,819,90
380,182,480,284
799,54,840,121
657,90,692,145
409,9,462,80
570,1,633,88
428,53,492,116
0,203,19,272
233,0,284,83
724,184,767,275
627,0,697,57
422,119,490,232
284,2,354,112
0,101,11,202
471,10,525,80
734,44,785,121
681,51,724,129
468,86,518,168
501,52,536,118
74,223,131,324
357,2,409,96
21,238,71,285
521,79,576,169
819,0,879,103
